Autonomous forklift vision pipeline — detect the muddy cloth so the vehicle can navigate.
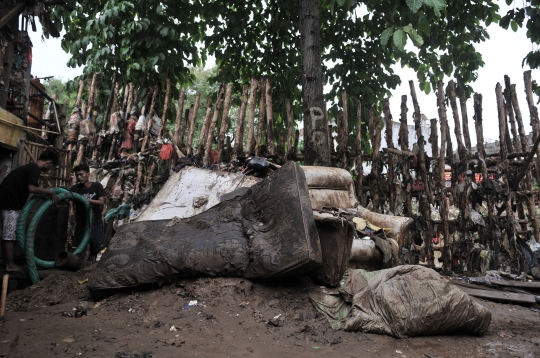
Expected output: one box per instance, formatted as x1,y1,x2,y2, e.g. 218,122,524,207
173,157,194,172
88,162,321,297
309,265,491,338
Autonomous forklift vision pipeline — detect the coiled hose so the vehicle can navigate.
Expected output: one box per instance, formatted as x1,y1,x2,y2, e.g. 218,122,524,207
16,188,93,284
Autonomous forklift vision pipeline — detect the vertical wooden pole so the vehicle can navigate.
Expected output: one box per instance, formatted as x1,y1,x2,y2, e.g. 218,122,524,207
186,92,201,155
293,129,300,159
383,98,395,212
203,85,225,167
368,109,381,212
216,84,234,163
174,87,186,144
448,81,466,160
437,81,451,271
399,95,412,216
158,71,172,141
286,99,295,158
410,80,434,267
337,90,349,169
496,83,509,161
457,87,472,156
75,79,84,107
354,101,364,206
246,79,258,156
0,274,8,322
233,84,249,157
503,76,522,153
256,79,266,150
265,79,275,155
179,108,190,146
197,97,213,152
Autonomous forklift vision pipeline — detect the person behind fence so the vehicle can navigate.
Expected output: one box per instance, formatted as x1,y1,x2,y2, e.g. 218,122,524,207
70,164,106,263
0,149,60,272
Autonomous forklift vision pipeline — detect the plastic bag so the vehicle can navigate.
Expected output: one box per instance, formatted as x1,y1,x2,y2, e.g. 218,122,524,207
247,156,269,172
160,143,173,161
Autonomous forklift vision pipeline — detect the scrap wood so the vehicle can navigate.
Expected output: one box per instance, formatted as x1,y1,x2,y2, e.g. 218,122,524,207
456,285,536,304
488,279,540,290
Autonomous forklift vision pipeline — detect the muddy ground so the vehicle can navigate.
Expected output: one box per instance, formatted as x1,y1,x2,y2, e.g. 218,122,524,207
0,269,539,358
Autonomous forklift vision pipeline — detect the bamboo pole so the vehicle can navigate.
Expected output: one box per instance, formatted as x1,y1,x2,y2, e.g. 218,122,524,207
217,84,234,163
158,71,172,141
186,92,201,155
256,79,266,148
354,101,364,206
246,79,258,156
203,85,225,167
233,84,249,157
197,97,213,152
265,79,275,155
399,95,412,216
174,86,186,144
410,80,434,267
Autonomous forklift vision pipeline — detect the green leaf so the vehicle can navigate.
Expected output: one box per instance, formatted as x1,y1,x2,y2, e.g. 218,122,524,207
511,20,518,32
423,0,445,17
393,29,407,50
381,27,393,46
336,0,346,6
406,0,424,13
424,82,431,94
156,4,163,15
408,28,424,47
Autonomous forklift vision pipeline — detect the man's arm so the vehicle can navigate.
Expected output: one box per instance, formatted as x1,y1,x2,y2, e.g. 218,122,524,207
87,196,104,206
28,184,59,203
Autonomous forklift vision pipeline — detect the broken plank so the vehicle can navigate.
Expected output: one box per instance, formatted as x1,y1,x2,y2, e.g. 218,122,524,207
488,279,540,290
456,285,535,304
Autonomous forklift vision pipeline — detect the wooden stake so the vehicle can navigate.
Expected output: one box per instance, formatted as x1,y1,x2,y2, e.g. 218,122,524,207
246,78,258,155
457,87,472,156
410,80,434,267
383,98,396,211
337,90,349,169
186,92,201,155
112,82,120,114
473,94,486,159
130,86,139,113
399,95,412,216
503,76,522,153
437,80,451,271
285,99,295,158
293,129,300,158
178,108,190,146
75,79,84,107
256,79,266,148
203,85,225,167
233,84,249,157
448,81,467,160
354,101,364,206
265,79,275,155
217,84,234,163
197,96,213,152
496,83,509,161
174,86,186,144
368,109,381,212
85,73,98,121
158,71,172,141
0,274,8,322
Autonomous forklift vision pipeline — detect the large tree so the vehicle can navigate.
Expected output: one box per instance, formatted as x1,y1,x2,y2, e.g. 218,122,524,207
52,0,507,163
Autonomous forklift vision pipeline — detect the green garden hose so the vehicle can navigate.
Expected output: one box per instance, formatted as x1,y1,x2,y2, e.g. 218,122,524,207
17,189,93,284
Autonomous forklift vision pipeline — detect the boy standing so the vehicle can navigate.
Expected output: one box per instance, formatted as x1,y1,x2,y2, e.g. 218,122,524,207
70,164,106,262
0,149,60,272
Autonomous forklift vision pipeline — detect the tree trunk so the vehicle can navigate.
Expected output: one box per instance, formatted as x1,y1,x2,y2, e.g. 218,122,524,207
265,79,275,155
299,0,330,166
246,79,258,156
337,90,349,169
186,92,201,155
233,84,249,157
217,84,234,163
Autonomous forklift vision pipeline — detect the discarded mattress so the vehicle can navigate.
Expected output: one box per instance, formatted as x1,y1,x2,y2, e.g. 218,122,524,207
134,166,260,221
309,265,491,338
88,162,322,297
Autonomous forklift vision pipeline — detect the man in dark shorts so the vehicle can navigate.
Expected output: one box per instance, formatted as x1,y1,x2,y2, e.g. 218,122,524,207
70,164,106,263
0,149,60,272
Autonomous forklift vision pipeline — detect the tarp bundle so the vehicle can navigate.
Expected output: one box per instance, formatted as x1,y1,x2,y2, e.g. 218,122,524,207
309,265,491,338
88,162,322,297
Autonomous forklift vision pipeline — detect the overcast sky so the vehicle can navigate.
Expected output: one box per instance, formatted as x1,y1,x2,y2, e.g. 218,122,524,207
28,5,539,147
